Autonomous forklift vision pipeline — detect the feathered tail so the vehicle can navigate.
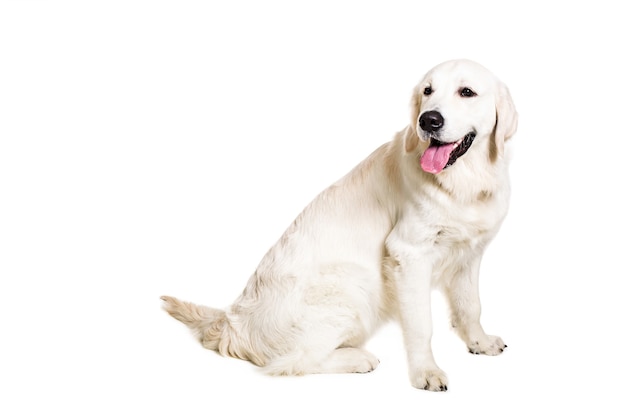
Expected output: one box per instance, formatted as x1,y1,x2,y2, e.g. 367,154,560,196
160,295,227,352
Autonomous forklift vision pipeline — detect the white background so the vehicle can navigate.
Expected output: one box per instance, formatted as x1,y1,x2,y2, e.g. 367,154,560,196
1,1,625,415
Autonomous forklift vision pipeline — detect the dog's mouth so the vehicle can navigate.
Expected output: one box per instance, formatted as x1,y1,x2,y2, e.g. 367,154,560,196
420,132,476,174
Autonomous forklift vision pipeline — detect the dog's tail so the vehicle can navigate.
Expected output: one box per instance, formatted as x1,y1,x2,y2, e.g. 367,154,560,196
160,295,229,353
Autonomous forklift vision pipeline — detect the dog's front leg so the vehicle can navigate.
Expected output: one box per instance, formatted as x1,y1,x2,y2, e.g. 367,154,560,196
446,255,507,356
386,236,448,392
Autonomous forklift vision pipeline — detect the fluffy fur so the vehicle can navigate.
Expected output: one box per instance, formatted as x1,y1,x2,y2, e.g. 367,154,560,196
162,59,518,391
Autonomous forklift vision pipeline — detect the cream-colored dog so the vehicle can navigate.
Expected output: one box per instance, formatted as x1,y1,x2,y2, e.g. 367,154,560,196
162,59,517,391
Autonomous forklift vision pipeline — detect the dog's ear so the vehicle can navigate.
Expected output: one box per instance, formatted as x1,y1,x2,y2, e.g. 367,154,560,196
492,82,518,159
405,86,422,153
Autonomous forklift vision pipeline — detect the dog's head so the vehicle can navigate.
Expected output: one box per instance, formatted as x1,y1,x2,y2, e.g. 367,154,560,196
405,59,518,174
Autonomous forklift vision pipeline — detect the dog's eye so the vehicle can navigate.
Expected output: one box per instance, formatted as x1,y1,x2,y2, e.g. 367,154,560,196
423,86,433,96
459,87,476,97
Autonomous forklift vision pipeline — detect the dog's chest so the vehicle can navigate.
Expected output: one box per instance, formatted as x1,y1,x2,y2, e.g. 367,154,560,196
430,196,507,250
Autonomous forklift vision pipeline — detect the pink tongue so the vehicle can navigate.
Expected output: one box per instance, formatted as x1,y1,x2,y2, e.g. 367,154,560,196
420,142,455,174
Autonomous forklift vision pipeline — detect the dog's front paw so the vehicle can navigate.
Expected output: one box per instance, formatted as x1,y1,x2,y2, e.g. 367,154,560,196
410,367,448,392
468,335,507,356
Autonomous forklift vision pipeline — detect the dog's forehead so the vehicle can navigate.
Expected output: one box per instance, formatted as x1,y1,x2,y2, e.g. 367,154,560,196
423,60,495,91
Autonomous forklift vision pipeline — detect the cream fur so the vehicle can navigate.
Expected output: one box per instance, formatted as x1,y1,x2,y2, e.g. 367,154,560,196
162,59,518,391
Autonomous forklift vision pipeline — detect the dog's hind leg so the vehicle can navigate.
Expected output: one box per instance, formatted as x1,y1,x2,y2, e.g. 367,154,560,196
315,347,379,374
263,346,379,376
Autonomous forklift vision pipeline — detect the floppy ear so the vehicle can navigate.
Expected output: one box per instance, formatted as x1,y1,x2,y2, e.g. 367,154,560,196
405,86,422,153
492,82,518,159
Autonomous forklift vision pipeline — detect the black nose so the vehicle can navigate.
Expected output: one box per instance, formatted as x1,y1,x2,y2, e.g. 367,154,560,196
419,110,444,132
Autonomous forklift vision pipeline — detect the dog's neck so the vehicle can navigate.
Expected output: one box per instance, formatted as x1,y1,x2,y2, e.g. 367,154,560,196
429,153,510,205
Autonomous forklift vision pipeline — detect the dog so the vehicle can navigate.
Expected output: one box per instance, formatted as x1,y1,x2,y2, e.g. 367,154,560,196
162,59,518,391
